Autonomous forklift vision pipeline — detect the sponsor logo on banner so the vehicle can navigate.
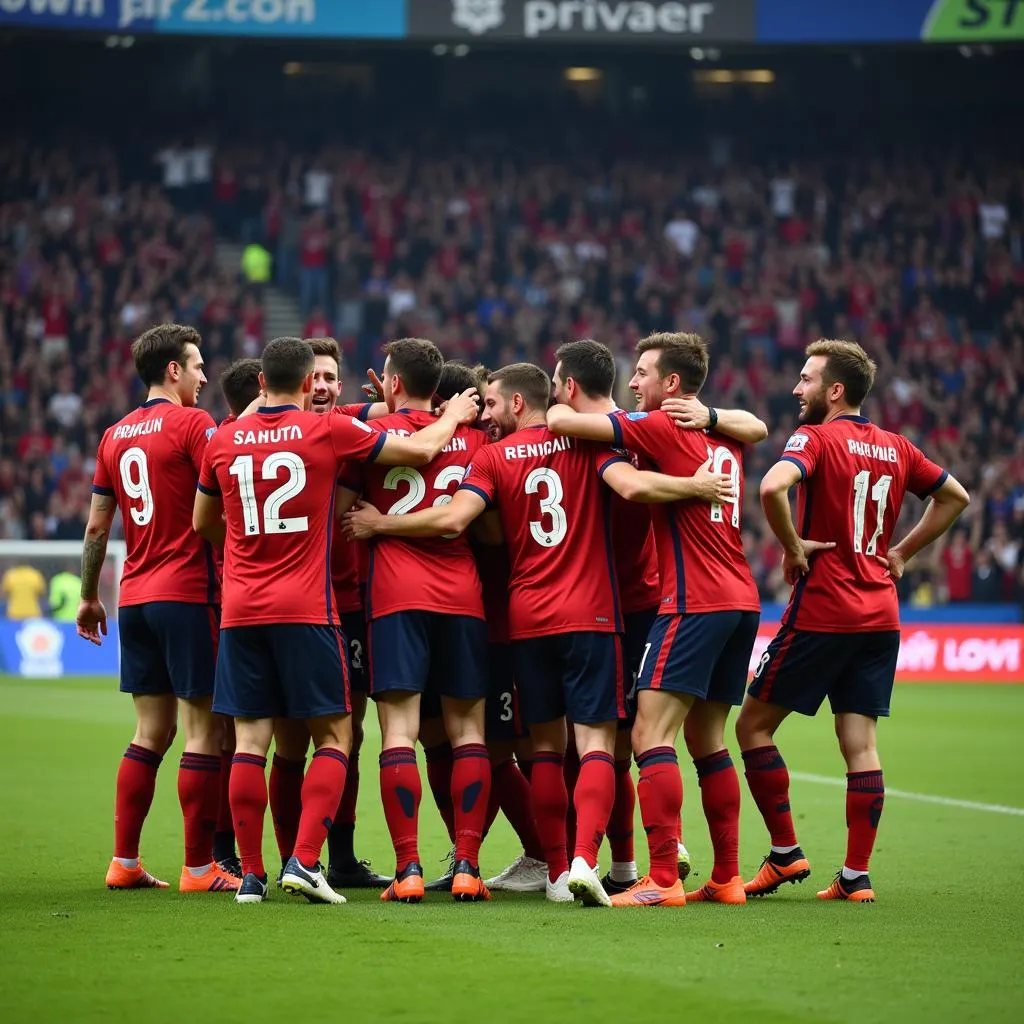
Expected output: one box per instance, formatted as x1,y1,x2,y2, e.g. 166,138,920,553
410,0,756,41
14,619,64,678
922,0,1024,41
748,624,1024,683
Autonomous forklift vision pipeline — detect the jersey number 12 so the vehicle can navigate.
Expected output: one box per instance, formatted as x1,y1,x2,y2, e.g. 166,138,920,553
229,453,308,535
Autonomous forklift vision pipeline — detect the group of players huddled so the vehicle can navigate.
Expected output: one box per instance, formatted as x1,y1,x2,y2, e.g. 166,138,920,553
76,322,969,907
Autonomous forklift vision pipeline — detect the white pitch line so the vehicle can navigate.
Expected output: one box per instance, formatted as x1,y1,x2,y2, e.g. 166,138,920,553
790,772,1024,817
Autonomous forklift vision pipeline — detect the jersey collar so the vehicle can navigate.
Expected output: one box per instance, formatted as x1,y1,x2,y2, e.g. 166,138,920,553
834,414,870,424
259,404,300,414
141,398,171,409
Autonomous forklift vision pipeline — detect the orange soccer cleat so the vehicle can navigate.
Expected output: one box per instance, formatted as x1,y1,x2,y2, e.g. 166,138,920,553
610,876,687,908
687,875,747,905
105,859,169,890
179,863,241,893
451,860,492,903
380,862,426,904
816,872,876,903
744,851,811,897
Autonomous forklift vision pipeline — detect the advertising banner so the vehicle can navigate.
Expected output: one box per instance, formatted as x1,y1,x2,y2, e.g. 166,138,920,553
0,619,120,678
750,624,1024,684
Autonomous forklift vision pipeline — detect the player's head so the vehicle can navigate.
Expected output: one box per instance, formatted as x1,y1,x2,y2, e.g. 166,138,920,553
220,358,262,417
260,336,314,406
553,339,615,409
306,337,341,415
484,363,550,440
437,360,487,423
797,339,877,424
631,332,709,412
381,338,444,412
132,324,206,406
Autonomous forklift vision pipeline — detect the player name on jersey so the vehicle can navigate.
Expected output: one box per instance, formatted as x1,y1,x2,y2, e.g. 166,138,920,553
845,439,899,463
111,418,163,440
232,425,303,445
383,427,469,453
501,436,574,460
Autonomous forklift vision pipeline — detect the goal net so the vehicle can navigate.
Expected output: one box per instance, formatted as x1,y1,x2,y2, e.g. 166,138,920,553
0,540,126,678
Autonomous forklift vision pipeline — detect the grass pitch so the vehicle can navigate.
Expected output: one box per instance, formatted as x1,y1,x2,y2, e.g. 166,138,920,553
0,677,1021,1024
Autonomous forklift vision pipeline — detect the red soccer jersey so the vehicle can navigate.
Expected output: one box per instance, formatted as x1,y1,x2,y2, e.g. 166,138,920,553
198,405,385,628
609,410,760,616
474,541,511,645
92,399,218,607
347,409,486,620
460,425,624,640
777,415,947,632
330,530,363,614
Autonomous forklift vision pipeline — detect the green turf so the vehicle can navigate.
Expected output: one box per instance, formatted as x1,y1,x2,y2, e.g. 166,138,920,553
1,677,1022,1024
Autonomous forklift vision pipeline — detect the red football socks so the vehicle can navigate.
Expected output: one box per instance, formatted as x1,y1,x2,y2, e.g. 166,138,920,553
268,754,305,860
380,746,421,873
573,751,616,868
492,758,545,862
424,742,456,844
113,743,162,860
531,751,569,882
607,758,636,864
845,770,885,872
178,751,221,867
636,746,683,887
336,750,359,827
742,745,799,848
694,749,741,884
452,743,491,867
562,746,580,862
213,751,235,858
230,753,268,878
294,748,349,869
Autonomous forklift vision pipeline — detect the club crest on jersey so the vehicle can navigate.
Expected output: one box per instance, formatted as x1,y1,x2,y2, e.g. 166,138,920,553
626,412,648,421
785,432,809,453
205,427,216,440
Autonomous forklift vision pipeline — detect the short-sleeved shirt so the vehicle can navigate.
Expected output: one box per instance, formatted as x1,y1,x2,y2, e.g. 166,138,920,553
92,399,219,607
778,415,947,632
198,405,385,628
346,409,486,621
609,410,759,616
460,425,625,640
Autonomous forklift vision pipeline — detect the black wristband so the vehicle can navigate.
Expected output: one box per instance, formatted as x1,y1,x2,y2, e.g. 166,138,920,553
707,407,719,430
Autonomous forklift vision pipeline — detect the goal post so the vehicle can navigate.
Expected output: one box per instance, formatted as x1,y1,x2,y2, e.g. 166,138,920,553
0,539,127,678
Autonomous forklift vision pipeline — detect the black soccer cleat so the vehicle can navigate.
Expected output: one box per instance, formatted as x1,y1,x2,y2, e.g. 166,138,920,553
424,847,456,893
328,859,392,890
217,856,243,879
601,871,638,896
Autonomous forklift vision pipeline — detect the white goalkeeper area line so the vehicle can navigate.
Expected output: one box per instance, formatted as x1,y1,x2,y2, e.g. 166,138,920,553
790,772,1024,818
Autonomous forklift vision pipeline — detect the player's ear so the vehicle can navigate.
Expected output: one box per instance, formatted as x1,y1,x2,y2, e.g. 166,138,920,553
665,372,681,395
258,371,267,394
302,371,313,394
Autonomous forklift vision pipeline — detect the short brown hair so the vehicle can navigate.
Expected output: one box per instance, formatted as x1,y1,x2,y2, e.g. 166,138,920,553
555,339,616,399
438,360,487,405
262,336,313,393
220,358,262,416
806,339,877,407
488,362,551,412
131,324,201,387
306,336,341,370
384,337,443,400
635,332,709,394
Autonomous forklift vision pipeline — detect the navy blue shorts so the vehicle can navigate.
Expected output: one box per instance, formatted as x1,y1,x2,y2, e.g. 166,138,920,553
368,611,488,701
512,632,625,728
119,602,219,700
213,624,351,719
485,642,526,742
340,611,368,693
638,610,760,706
748,627,900,718
621,607,658,727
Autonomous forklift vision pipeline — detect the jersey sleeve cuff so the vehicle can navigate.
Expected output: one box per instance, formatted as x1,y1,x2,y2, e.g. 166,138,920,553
607,413,624,447
916,468,948,499
457,483,492,508
196,482,220,497
780,455,808,480
367,431,387,462
355,402,372,422
598,455,630,477
91,484,115,496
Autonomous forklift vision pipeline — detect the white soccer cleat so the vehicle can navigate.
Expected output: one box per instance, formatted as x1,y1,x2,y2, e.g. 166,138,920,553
567,856,612,908
678,842,693,883
545,870,574,903
280,856,347,905
484,855,547,893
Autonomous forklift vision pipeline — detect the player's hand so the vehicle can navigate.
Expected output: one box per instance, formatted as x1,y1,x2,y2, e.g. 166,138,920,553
76,598,108,646
782,538,836,585
361,368,384,402
662,397,711,431
691,458,736,503
875,549,907,581
342,501,384,541
441,388,481,426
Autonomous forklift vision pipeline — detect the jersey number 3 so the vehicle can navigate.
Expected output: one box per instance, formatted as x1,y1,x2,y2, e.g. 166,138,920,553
229,453,308,535
525,468,567,547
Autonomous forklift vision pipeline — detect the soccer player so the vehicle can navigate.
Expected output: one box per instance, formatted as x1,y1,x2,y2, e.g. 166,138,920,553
737,340,969,903
338,339,493,903
344,362,731,906
220,359,262,426
78,323,239,894
194,336,479,905
547,332,765,907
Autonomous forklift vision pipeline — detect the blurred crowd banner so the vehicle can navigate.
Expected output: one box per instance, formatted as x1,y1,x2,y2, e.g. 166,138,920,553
0,1,1021,42
0,619,120,678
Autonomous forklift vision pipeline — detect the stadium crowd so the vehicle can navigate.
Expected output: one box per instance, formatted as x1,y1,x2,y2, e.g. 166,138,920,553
1,134,1022,607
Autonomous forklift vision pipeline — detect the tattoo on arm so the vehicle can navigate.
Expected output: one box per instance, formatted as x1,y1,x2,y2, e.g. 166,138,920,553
81,496,115,600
